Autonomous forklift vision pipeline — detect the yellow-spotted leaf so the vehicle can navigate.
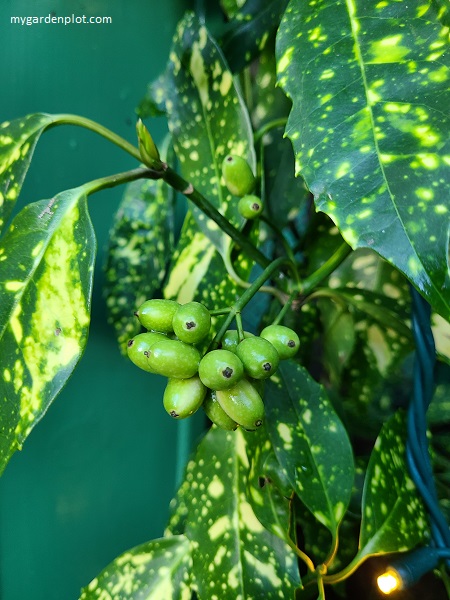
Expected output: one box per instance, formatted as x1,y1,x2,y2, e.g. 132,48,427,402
265,361,354,537
103,176,174,354
0,188,95,474
165,12,255,257
167,425,301,598
277,0,450,320
79,535,192,600
0,113,54,234
164,211,253,320
220,0,290,73
357,411,428,558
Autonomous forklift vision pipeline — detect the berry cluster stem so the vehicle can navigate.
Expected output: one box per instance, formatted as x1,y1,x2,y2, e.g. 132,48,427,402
210,256,291,349
162,166,270,269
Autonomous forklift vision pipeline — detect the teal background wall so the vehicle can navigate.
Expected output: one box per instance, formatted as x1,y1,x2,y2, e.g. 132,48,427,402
0,2,204,599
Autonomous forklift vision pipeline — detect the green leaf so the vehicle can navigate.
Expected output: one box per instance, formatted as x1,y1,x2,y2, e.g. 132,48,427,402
0,188,95,474
176,426,301,598
277,0,450,320
244,425,295,544
220,0,290,73
103,176,174,353
79,535,192,600
165,12,255,258
164,211,253,323
136,72,169,119
358,411,428,558
0,113,53,234
265,361,355,536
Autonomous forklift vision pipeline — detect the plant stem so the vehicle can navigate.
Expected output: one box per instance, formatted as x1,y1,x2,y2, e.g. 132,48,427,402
272,292,297,326
162,165,270,268
253,117,288,144
50,113,142,162
260,215,301,287
300,242,352,296
81,167,158,196
210,256,291,349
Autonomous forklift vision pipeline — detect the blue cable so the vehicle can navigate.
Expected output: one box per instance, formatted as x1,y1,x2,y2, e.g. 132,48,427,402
407,288,450,570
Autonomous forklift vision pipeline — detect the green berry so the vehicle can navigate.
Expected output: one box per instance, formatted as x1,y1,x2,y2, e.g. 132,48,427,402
135,299,180,333
260,325,300,359
222,154,255,197
148,339,201,379
238,195,263,219
236,337,280,380
198,349,244,390
203,390,238,431
126,332,168,372
216,379,264,430
172,301,211,344
220,330,254,353
163,376,207,419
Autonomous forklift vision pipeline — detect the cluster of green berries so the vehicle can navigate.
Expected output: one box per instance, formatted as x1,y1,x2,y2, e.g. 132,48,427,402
127,299,300,431
222,154,263,220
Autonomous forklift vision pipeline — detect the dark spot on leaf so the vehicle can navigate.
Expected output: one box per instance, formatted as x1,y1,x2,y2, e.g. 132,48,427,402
258,475,272,488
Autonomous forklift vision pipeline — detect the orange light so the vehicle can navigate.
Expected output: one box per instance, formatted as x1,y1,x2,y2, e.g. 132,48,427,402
377,568,402,594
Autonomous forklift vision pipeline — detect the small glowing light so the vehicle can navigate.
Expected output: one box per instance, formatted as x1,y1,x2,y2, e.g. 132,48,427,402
377,569,402,594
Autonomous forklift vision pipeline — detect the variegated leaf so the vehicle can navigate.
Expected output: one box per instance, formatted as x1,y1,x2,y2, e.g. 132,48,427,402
103,176,174,353
165,12,255,257
277,0,450,320
0,188,95,474
265,361,354,537
0,113,54,234
244,426,295,545
167,425,301,598
79,535,192,600
220,0,290,73
164,212,253,327
358,411,428,557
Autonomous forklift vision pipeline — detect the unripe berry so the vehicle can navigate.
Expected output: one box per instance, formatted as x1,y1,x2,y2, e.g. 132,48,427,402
238,194,263,219
260,325,300,359
236,337,280,379
148,339,201,379
222,154,255,197
135,299,180,333
220,330,254,353
203,390,239,431
198,349,244,390
172,301,211,344
216,379,264,430
127,332,168,373
163,376,207,419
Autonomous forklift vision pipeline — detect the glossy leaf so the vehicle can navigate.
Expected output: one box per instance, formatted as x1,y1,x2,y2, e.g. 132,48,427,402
0,188,95,474
244,425,295,544
168,425,301,598
103,176,174,353
277,0,450,320
79,535,192,600
220,0,290,73
266,361,354,537
164,211,253,326
0,113,53,234
165,12,255,257
358,411,428,557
